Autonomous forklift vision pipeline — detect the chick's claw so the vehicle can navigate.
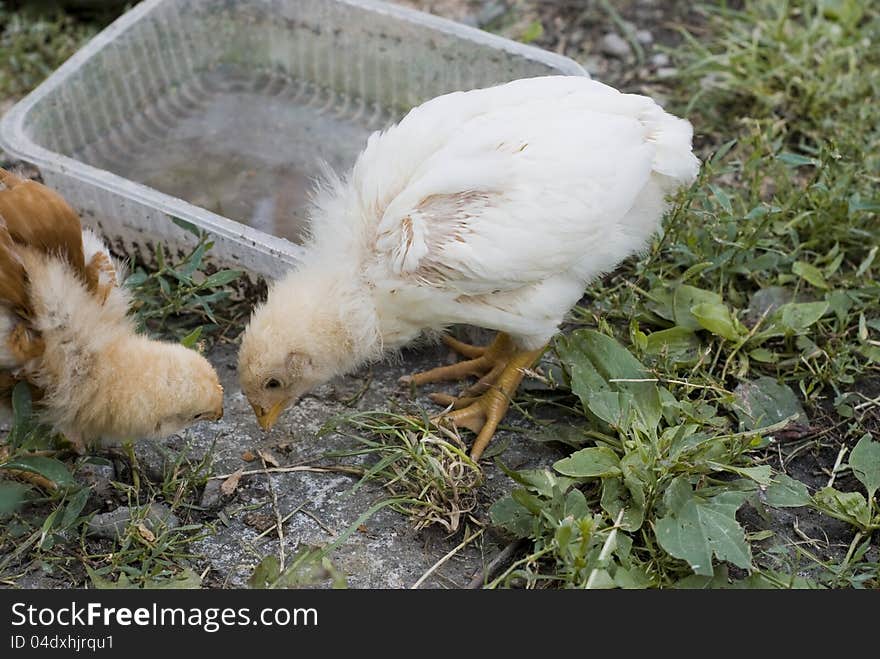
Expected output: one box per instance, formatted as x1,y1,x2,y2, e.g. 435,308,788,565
441,334,488,359
432,347,541,460
403,332,543,459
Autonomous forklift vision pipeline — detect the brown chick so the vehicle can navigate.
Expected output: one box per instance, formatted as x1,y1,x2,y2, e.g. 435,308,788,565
0,168,223,445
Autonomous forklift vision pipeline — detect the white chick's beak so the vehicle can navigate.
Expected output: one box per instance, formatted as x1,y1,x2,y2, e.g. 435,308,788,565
251,399,289,431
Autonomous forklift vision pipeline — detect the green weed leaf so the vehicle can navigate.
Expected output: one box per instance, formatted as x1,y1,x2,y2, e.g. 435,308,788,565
792,261,829,289
0,482,31,516
0,456,74,487
691,302,742,341
673,285,723,331
202,270,243,288
553,447,621,478
489,495,533,538
765,474,812,508
814,487,872,530
655,478,751,576
732,377,808,431
848,433,880,501
556,329,662,432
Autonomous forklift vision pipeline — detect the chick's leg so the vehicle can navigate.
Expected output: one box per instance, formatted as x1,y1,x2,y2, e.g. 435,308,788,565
402,332,544,460
433,346,544,460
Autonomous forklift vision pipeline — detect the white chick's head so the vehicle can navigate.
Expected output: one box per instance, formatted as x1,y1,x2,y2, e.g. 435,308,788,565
237,269,379,431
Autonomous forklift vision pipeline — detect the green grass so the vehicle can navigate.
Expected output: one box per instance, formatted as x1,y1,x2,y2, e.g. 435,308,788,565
124,219,248,345
0,2,103,99
324,412,483,533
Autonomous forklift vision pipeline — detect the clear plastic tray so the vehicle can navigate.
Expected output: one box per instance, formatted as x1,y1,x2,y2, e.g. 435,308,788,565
0,0,586,279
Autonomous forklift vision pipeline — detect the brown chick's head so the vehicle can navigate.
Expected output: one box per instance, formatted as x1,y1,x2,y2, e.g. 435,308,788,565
237,269,380,431
85,339,224,441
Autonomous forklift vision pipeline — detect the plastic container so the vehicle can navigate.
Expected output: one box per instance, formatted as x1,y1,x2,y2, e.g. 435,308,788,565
0,0,586,279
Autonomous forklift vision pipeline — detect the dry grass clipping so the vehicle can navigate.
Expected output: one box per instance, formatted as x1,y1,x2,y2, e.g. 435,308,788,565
324,412,483,533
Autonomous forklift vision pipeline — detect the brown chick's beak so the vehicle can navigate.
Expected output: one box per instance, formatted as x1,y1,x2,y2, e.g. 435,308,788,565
252,400,287,431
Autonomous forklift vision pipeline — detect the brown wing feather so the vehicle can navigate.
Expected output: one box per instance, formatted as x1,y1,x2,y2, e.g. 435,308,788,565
0,216,29,313
0,168,86,279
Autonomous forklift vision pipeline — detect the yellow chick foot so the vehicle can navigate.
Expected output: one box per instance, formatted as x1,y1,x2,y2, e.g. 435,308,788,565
401,333,544,460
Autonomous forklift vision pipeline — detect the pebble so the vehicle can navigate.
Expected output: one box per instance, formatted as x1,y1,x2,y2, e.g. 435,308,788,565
636,29,654,45
75,460,116,497
656,67,678,79
476,1,507,27
600,32,631,58
87,503,180,540
650,52,671,67
199,479,224,508
132,441,174,481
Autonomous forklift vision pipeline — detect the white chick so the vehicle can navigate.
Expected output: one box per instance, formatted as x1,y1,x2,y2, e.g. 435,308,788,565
238,76,700,459
0,168,223,446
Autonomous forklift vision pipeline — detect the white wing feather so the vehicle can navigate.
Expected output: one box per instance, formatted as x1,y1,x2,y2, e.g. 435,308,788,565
351,77,698,295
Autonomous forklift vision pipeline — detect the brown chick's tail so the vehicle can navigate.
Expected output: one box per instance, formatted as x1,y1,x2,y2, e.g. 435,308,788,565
0,168,86,279
83,251,118,304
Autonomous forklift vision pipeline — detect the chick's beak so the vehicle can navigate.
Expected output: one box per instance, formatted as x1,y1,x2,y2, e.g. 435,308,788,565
252,399,288,431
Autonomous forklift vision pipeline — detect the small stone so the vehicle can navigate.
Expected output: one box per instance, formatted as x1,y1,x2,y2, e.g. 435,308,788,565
656,67,678,79
87,503,180,540
700,73,723,90
243,512,275,533
759,176,777,201
476,1,506,27
635,29,654,45
600,33,631,58
75,460,116,497
650,52,670,67
199,479,224,508
133,441,175,481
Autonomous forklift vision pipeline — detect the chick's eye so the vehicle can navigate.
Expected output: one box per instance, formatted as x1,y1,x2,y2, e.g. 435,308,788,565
265,378,282,390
